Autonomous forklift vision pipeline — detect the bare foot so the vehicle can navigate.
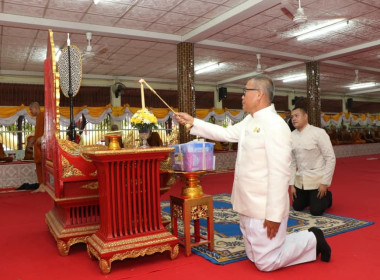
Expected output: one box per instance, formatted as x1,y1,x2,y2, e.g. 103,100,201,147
32,184,46,193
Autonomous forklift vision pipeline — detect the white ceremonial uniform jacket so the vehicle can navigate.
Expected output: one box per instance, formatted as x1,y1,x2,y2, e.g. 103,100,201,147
289,124,336,190
191,105,292,223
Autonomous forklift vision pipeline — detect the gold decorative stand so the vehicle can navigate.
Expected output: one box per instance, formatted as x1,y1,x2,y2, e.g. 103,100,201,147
169,171,214,256
172,170,207,198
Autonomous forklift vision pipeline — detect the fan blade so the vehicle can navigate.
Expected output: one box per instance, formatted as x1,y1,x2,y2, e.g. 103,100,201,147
82,51,95,58
280,0,295,19
281,7,294,20
97,46,108,55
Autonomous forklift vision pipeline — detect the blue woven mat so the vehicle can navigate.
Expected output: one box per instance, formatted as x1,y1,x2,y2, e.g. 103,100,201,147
161,193,374,265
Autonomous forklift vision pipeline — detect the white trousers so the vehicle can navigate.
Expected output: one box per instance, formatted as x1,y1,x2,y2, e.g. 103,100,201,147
240,215,317,271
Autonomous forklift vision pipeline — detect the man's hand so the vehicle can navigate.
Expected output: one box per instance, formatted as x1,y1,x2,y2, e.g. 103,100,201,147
173,112,194,126
263,219,281,240
317,184,328,199
290,185,297,201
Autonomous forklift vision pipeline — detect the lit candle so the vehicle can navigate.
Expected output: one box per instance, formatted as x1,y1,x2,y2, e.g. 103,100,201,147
139,79,145,109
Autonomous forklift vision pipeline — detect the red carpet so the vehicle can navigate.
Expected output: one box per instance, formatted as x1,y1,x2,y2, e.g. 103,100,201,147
1,155,379,279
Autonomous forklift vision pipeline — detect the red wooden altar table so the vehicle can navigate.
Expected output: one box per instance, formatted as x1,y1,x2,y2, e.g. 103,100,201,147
82,147,179,274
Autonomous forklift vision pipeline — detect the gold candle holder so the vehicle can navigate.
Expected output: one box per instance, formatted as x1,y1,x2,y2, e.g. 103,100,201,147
107,135,122,150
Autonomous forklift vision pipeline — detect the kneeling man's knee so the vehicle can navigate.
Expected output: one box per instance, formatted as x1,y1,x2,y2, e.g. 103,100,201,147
254,261,275,272
310,208,324,216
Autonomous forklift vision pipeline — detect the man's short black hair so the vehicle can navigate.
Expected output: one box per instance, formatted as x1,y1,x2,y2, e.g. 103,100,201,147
293,98,308,114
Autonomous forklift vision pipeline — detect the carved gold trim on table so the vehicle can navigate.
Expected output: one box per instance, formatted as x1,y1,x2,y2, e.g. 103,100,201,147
87,232,178,254
172,203,209,220
57,240,70,256
61,155,85,178
109,244,176,263
47,192,98,202
80,182,98,190
172,204,183,219
83,147,174,156
90,170,97,177
191,204,209,220
46,211,99,237
87,243,179,274
80,145,108,161
58,139,107,161
58,139,81,155
87,245,100,260
170,244,179,259
46,212,99,256
56,237,89,256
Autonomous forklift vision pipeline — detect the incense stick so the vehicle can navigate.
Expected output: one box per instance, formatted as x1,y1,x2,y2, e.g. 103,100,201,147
139,79,191,130
139,79,175,113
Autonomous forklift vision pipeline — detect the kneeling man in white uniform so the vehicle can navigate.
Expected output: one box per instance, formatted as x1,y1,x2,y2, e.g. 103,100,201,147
289,103,336,216
174,74,331,271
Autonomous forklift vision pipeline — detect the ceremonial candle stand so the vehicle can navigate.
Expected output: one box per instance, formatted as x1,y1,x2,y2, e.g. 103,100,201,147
83,147,179,274
170,171,214,256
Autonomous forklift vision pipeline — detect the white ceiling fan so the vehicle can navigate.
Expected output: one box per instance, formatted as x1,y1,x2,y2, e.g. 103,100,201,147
81,32,109,63
82,32,95,58
293,0,307,24
349,70,377,90
280,0,307,24
275,0,348,39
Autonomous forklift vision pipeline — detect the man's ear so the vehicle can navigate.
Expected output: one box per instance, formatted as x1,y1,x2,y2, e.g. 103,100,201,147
258,90,266,101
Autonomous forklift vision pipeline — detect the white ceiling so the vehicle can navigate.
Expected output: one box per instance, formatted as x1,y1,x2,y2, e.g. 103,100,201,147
1,0,380,98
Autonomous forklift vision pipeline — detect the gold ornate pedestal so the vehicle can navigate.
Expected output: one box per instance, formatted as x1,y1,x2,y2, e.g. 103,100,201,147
170,194,214,256
169,170,214,256
172,170,207,198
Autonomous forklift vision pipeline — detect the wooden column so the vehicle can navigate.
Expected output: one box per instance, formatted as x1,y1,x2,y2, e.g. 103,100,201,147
306,61,321,127
177,42,195,144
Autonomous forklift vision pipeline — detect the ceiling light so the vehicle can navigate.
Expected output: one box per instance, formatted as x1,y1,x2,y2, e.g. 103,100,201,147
349,82,376,90
297,20,349,41
293,19,343,37
195,62,220,74
93,0,101,4
282,74,307,83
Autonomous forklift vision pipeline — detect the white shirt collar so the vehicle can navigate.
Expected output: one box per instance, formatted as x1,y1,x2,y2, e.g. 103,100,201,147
296,123,310,134
252,104,276,119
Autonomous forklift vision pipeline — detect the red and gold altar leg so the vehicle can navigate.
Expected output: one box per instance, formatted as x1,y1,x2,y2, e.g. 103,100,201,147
45,198,100,256
170,194,214,256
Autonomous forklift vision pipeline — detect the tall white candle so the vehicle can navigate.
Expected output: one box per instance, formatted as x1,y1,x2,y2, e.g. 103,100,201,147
139,79,145,109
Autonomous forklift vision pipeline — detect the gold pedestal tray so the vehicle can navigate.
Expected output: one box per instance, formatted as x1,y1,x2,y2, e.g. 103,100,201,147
171,170,207,198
